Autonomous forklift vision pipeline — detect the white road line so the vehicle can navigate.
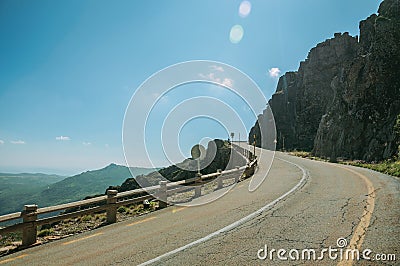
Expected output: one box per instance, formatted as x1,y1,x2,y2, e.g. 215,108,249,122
138,156,309,266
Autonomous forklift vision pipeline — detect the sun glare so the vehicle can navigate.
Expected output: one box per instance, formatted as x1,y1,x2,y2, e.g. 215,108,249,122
229,24,244,44
239,1,252,18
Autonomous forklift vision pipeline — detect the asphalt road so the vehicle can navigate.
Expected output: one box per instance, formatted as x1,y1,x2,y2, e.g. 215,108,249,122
1,148,399,265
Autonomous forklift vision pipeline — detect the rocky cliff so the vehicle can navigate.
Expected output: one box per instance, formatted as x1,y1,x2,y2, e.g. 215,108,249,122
250,0,400,161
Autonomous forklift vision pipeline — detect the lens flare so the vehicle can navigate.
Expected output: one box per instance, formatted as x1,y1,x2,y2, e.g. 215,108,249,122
229,25,244,44
239,1,252,18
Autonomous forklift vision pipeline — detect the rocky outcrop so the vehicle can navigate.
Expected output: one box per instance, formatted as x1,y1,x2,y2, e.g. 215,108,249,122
250,0,400,161
109,140,246,192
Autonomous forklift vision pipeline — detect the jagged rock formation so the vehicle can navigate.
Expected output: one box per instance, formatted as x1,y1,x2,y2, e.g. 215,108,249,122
250,0,400,161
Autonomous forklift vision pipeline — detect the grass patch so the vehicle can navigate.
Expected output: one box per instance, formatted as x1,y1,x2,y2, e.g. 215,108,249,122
288,151,326,161
288,151,311,158
289,151,400,177
342,160,400,177
0,232,21,246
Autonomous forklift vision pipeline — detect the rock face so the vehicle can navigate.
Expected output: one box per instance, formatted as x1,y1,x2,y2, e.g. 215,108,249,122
249,0,400,161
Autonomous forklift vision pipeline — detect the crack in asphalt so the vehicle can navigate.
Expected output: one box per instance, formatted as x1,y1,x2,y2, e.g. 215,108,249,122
340,198,351,223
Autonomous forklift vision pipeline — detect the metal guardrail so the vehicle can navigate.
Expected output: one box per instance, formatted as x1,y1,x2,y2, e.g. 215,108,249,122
0,146,257,247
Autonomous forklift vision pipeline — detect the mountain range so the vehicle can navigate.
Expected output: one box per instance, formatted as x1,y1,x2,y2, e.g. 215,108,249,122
0,139,240,215
0,165,156,215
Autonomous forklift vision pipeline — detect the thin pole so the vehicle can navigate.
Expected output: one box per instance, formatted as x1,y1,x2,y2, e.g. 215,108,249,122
253,134,256,159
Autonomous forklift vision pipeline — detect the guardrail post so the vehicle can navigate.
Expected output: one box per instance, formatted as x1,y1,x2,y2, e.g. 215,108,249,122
194,185,201,198
194,173,202,198
217,169,223,189
235,166,240,183
159,181,168,209
22,205,38,247
106,190,118,224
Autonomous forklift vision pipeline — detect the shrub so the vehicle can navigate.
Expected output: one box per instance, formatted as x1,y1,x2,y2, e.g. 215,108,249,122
94,214,105,221
81,215,92,222
117,206,128,213
37,228,54,237
40,224,51,230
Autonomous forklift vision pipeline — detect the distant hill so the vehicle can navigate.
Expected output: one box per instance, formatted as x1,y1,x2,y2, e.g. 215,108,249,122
33,164,157,208
0,165,157,215
0,173,65,215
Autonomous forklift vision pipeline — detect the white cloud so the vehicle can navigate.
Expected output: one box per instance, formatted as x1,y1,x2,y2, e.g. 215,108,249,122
268,67,281,78
10,140,25,144
56,136,71,141
199,72,214,81
222,78,234,87
210,65,224,72
198,73,234,87
83,142,91,146
0,140,4,145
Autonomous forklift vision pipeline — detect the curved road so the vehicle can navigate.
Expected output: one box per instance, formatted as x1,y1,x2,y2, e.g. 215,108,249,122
1,148,399,265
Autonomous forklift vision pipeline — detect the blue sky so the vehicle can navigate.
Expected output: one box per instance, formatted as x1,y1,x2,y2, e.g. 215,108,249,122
0,0,382,175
